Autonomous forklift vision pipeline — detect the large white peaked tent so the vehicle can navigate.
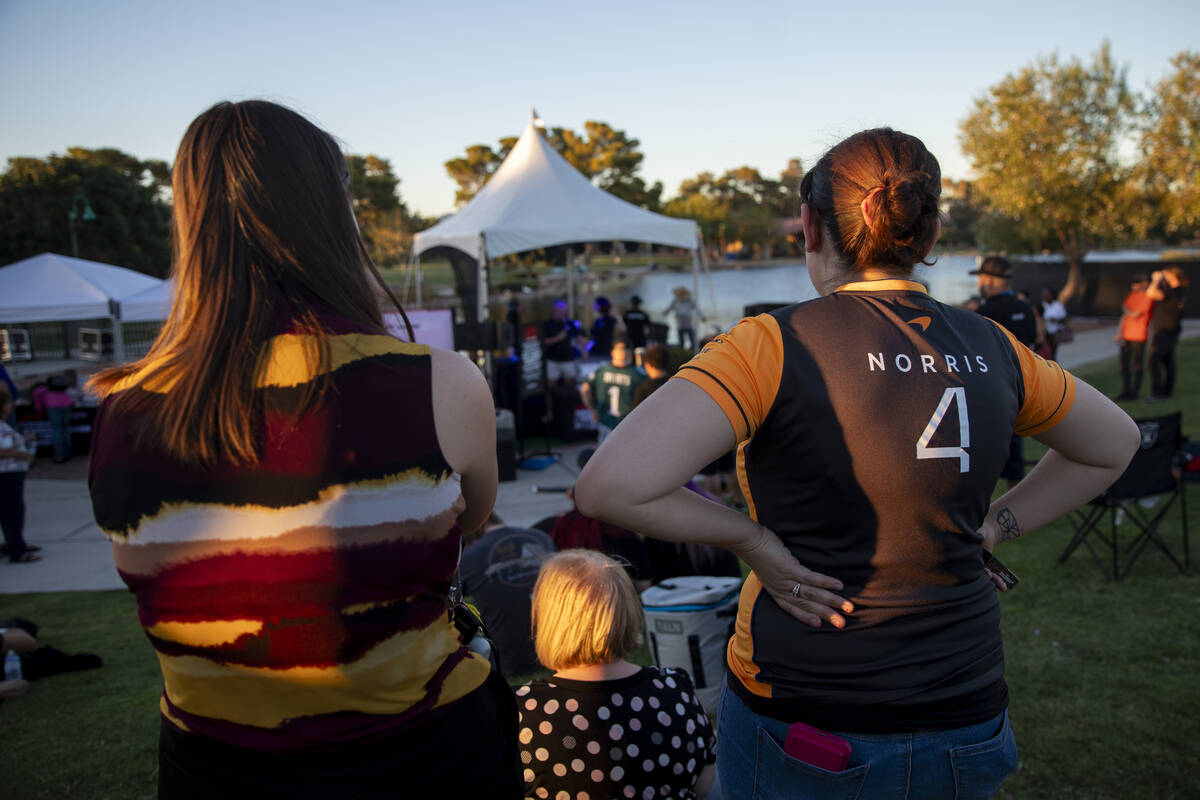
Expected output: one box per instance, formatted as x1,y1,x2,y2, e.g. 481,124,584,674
413,119,702,321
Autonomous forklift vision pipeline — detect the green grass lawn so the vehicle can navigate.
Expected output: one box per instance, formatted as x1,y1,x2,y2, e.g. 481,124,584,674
2,341,1198,798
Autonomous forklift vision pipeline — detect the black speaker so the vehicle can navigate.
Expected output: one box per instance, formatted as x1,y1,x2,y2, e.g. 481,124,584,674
453,321,498,351
497,431,517,482
647,322,670,344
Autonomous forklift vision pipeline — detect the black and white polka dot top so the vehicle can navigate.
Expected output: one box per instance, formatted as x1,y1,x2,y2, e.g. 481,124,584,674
516,666,716,800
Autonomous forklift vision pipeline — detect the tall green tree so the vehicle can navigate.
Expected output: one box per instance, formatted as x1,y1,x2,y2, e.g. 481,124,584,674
544,122,663,210
443,138,519,207
959,42,1136,301
664,161,802,256
0,148,171,275
1137,51,1200,242
938,179,981,249
346,154,425,268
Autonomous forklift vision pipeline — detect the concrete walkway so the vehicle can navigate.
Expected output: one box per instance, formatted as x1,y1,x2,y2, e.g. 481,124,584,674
3,320,1195,595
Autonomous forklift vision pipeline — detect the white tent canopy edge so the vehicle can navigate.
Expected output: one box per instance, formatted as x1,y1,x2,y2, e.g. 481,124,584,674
0,253,166,362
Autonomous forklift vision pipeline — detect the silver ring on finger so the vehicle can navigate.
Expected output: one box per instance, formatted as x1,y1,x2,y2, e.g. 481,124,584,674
791,583,802,599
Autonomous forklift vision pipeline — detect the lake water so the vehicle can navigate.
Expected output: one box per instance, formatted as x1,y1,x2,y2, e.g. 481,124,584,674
610,253,981,342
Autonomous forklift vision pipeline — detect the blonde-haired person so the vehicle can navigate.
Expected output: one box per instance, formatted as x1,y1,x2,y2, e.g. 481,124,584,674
517,550,717,800
86,101,515,798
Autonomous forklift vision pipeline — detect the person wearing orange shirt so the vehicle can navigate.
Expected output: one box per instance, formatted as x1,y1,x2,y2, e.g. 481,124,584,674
1114,274,1153,401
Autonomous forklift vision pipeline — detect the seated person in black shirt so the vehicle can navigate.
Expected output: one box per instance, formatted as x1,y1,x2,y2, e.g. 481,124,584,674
632,343,671,409
460,514,556,676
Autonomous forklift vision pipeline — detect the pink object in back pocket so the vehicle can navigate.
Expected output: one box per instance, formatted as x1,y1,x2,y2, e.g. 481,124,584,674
783,720,852,772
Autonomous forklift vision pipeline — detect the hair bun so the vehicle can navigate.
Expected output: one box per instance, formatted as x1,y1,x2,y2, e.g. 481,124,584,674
881,172,926,234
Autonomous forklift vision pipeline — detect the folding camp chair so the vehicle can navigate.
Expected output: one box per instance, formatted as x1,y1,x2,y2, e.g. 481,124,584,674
1059,412,1190,581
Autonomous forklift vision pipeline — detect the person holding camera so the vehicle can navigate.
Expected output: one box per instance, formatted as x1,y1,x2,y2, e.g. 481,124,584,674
1146,266,1188,402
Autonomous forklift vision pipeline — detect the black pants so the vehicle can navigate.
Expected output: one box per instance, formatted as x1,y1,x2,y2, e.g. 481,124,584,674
1148,328,1180,397
1118,339,1147,396
158,669,522,799
0,471,28,560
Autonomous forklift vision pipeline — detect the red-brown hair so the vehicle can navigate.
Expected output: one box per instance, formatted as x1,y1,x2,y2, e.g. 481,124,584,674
89,100,412,466
801,128,942,274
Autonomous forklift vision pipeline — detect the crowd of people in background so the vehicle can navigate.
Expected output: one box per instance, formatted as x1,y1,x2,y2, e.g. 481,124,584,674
965,262,1189,418
540,288,706,387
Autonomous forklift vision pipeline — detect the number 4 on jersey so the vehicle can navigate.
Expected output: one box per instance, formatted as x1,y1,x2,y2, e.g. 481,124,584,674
916,387,970,472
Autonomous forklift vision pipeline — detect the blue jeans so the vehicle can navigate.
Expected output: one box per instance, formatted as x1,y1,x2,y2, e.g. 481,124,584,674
717,681,1017,800
47,406,72,461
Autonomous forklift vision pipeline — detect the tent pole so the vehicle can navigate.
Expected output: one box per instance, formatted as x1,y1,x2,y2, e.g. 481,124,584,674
697,232,717,324
108,299,126,365
478,234,489,322
415,253,424,309
566,250,575,321
401,250,415,307
477,233,496,402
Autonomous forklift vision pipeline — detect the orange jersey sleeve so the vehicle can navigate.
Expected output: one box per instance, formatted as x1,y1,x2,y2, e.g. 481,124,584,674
672,315,784,441
986,319,1077,436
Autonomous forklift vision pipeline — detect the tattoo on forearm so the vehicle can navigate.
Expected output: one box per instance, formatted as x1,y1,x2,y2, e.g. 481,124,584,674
997,508,1021,542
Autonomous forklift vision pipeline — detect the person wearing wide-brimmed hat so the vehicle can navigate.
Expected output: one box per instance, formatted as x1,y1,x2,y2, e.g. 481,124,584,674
972,256,1039,485
664,286,705,351
971,257,1038,349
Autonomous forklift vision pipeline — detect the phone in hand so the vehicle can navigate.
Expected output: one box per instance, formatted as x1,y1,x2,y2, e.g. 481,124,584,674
983,551,1020,589
783,720,852,772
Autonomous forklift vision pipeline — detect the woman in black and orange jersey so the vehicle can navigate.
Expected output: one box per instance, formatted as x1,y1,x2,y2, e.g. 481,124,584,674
86,102,517,799
576,129,1138,800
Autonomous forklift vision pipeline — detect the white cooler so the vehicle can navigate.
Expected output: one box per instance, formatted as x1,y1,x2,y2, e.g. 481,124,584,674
641,576,742,713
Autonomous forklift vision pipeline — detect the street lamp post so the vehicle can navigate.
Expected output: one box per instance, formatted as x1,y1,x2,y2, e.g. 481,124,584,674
67,194,97,258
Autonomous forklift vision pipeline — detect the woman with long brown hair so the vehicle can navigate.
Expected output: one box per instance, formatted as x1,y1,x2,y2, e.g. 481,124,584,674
87,101,517,798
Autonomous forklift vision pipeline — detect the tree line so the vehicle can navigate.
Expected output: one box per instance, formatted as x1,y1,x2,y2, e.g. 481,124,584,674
1,42,1195,293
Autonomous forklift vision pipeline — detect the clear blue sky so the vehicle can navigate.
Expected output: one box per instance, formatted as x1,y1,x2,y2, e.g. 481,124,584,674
1,0,1196,218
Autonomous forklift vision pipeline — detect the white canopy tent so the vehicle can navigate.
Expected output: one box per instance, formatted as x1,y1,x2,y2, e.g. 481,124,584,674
119,278,174,323
0,252,165,361
412,119,704,322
